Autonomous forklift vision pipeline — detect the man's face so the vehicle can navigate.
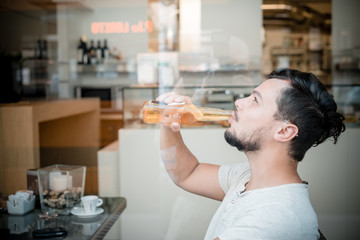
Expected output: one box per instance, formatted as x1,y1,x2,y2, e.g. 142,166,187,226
225,79,290,152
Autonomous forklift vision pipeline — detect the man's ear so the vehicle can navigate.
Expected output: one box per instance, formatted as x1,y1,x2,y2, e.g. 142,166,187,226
274,123,298,142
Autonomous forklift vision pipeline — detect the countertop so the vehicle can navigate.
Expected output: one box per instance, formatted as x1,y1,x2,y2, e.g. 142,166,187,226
0,197,126,240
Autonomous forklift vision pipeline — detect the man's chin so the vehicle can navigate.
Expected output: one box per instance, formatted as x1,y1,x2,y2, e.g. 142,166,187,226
224,130,242,150
224,129,261,152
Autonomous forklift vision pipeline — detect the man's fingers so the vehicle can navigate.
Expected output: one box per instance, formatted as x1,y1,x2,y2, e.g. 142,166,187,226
156,92,176,102
155,92,190,132
181,96,192,104
170,122,181,132
159,114,181,132
156,92,192,105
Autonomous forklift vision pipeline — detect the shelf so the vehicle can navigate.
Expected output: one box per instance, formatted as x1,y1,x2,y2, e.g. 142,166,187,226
76,63,252,74
335,62,360,71
180,69,250,73
127,84,258,89
77,63,136,74
271,47,305,55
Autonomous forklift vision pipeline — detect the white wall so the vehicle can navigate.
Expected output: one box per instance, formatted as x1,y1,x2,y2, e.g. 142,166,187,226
202,0,262,68
299,127,360,240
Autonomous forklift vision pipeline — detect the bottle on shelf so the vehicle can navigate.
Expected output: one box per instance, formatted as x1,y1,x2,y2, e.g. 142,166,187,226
83,49,89,65
36,39,42,59
102,39,109,61
96,40,102,64
89,40,96,64
142,100,231,126
77,38,84,64
80,35,89,65
42,40,48,59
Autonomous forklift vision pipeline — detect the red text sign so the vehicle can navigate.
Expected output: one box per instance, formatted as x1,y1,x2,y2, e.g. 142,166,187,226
91,21,153,34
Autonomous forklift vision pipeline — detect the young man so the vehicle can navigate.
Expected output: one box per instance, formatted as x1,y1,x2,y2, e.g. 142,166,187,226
157,69,345,240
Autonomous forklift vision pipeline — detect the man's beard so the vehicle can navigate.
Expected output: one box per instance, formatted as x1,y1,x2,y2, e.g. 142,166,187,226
224,127,266,152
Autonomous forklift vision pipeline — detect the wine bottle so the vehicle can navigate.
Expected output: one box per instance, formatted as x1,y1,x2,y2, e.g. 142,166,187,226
89,40,96,64
96,40,102,64
42,40,48,59
142,100,231,126
81,36,89,65
102,39,109,61
77,38,84,64
36,39,42,59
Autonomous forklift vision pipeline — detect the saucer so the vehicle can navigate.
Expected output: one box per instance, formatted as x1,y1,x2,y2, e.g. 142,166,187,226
71,207,104,218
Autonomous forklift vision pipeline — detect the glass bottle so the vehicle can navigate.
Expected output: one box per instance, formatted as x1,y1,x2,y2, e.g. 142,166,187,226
81,36,88,65
36,39,42,59
42,40,48,59
102,39,109,60
77,38,84,64
96,40,102,63
142,100,231,126
89,40,96,64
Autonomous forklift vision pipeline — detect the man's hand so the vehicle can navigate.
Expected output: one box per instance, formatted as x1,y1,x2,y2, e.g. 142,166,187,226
156,92,192,132
156,91,192,105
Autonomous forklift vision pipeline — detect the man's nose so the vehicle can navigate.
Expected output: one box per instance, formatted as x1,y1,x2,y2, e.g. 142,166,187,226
234,96,251,110
234,98,243,110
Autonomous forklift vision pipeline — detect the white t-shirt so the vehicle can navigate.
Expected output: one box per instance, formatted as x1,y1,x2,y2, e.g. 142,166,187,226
204,162,320,240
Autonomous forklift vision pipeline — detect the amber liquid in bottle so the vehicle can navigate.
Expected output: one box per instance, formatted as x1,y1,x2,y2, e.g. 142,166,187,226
142,100,231,126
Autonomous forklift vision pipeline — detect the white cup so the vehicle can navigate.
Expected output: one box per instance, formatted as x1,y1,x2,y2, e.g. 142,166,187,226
81,195,103,213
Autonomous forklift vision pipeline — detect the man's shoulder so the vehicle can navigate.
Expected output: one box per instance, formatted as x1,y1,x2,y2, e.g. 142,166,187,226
242,184,318,226
220,162,250,178
218,196,319,240
237,190,318,238
218,162,250,193
245,184,312,208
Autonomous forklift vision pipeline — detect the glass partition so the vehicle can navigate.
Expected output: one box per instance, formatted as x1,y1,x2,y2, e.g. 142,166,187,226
1,0,360,239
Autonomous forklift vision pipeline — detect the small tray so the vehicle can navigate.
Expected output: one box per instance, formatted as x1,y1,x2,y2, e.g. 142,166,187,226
7,196,35,215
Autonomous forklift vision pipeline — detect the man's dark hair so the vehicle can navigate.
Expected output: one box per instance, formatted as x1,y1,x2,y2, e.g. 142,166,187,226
267,68,346,162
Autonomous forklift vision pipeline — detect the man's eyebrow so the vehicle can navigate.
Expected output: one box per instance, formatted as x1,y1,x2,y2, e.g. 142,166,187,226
252,90,262,101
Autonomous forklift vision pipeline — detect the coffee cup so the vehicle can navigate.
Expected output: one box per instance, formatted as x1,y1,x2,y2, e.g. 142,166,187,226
81,195,103,213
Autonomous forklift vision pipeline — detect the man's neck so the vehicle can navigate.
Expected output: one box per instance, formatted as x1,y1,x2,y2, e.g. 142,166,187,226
244,147,302,192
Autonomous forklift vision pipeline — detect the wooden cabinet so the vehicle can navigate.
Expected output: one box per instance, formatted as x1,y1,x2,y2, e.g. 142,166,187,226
100,113,124,148
0,98,100,197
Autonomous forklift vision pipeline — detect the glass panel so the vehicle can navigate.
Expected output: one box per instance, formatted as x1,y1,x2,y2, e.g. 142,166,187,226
1,1,359,240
